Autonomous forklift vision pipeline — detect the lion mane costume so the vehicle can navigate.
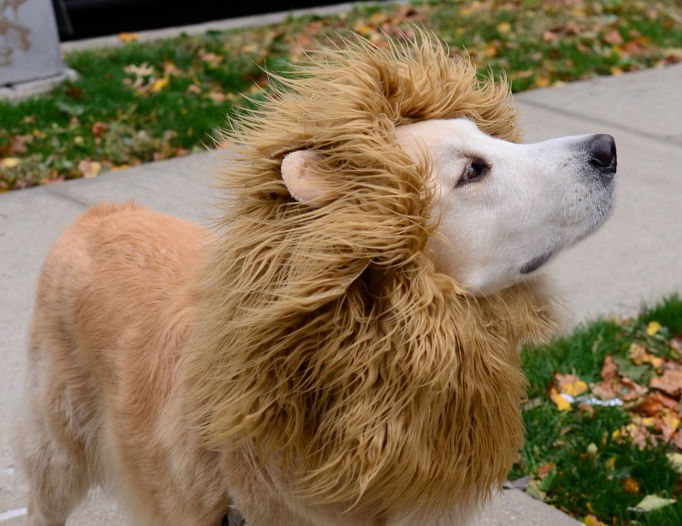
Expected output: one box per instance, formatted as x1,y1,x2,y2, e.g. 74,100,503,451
183,34,554,522
19,33,557,526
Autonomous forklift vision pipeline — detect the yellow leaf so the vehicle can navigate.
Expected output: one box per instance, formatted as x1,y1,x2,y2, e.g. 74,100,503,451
631,416,656,428
483,43,498,57
497,22,511,34
560,380,589,397
535,76,551,88
584,514,607,526
647,321,662,336
550,387,571,411
118,32,139,42
605,457,617,471
353,24,372,35
459,7,472,16
610,66,623,76
151,76,170,93
2,157,20,168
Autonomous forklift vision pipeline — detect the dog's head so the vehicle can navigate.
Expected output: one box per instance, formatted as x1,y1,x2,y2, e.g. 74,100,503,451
283,118,616,295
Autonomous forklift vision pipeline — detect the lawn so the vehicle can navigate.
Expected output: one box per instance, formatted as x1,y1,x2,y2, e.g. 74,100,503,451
513,294,682,526
1,0,681,190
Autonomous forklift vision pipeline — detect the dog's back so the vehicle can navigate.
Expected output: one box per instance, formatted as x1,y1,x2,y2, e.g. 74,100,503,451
17,202,227,526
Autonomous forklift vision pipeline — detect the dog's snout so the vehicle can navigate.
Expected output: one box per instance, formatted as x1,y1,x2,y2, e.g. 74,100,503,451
587,134,617,175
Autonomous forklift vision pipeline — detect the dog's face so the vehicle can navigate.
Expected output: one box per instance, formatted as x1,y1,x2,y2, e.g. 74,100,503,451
282,118,616,296
395,119,617,294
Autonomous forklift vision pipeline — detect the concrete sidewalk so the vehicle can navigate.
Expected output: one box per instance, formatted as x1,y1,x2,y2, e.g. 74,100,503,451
1,63,681,525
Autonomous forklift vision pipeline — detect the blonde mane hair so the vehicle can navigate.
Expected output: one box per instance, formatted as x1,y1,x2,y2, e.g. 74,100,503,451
184,33,554,520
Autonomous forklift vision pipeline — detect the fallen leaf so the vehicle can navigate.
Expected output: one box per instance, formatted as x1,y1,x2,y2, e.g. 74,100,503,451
624,476,640,494
555,373,589,397
647,321,662,336
659,412,680,441
632,494,676,512
624,423,651,450
629,343,663,369
634,393,679,417
537,462,555,479
2,157,20,168
616,376,648,401
601,355,618,382
603,29,623,45
583,514,607,526
124,63,154,77
497,22,511,34
670,335,682,353
592,381,617,400
666,452,682,474
78,160,101,179
92,122,109,137
550,387,571,411
151,76,170,93
651,368,682,397
118,32,139,42
613,355,650,385
535,76,551,88
199,51,224,66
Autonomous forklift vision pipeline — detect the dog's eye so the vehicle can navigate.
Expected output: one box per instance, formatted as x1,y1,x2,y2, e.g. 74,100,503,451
458,160,488,186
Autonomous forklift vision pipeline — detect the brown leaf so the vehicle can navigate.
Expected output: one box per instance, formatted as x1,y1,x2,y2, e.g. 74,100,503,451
603,29,624,45
92,122,109,137
537,462,555,479
592,381,617,400
671,335,682,354
634,393,679,417
651,369,682,398
658,411,681,442
602,355,618,382
617,377,648,402
629,343,663,369
674,430,682,450
624,476,640,494
624,423,652,450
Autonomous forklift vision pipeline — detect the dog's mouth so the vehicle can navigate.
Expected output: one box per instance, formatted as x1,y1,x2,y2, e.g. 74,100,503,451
519,250,554,274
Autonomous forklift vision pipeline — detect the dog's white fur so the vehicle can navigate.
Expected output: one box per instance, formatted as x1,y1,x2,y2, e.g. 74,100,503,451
286,118,615,295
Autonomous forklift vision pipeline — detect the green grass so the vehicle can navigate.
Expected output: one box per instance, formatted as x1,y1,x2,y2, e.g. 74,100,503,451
512,295,682,525
1,0,680,190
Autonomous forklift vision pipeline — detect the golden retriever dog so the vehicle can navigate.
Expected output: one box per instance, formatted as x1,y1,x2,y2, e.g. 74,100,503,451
16,35,616,526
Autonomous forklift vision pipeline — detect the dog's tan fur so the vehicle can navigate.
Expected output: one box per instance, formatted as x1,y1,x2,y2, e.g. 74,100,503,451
18,36,556,526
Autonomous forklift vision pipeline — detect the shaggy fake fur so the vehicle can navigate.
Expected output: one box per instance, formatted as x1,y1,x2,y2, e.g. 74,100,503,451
183,34,555,521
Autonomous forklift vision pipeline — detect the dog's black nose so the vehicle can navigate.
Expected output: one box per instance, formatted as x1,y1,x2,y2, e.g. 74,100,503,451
587,134,617,175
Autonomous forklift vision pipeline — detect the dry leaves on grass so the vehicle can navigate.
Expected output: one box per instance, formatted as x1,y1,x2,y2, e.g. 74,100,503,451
550,326,682,451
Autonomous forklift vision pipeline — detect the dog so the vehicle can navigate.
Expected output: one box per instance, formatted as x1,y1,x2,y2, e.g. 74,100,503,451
16,35,616,526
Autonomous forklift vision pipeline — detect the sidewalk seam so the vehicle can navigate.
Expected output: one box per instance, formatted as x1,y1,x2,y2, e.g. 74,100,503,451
43,187,91,208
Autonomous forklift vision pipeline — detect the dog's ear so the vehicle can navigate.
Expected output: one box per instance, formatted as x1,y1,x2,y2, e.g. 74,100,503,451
281,151,331,206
